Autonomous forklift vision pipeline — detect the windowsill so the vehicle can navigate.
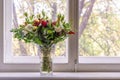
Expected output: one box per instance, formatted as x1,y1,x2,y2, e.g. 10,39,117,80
0,72,120,80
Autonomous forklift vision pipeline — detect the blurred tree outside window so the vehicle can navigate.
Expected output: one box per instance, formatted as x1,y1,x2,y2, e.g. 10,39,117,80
79,0,120,56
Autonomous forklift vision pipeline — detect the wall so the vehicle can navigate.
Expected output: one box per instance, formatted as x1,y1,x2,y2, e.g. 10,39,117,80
0,0,4,71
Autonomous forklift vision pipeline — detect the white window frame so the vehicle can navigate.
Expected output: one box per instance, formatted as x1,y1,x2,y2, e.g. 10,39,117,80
77,0,120,64
76,0,120,72
3,0,120,72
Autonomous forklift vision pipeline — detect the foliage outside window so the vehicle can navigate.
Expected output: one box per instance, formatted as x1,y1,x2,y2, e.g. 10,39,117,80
79,0,120,56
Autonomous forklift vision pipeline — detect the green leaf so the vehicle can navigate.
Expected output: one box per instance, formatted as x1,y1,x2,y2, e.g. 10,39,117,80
37,14,41,19
34,37,42,45
24,12,28,17
42,10,45,18
61,15,64,21
29,15,34,20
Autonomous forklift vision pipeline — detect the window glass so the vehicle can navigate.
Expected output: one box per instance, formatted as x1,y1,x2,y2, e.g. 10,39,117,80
79,0,120,56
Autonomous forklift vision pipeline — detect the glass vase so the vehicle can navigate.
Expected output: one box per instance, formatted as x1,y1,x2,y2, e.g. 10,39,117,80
39,45,54,75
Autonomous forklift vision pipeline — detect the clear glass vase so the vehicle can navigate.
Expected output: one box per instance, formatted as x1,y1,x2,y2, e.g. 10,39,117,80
39,45,54,75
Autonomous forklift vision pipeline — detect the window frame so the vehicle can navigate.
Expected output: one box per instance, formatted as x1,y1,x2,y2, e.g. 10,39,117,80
76,0,120,72
3,0,120,72
77,0,120,64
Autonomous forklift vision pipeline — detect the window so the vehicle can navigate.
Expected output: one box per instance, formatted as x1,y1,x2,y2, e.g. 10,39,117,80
4,0,75,72
3,0,120,72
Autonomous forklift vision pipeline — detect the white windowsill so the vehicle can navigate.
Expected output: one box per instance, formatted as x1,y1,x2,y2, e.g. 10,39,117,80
0,72,120,80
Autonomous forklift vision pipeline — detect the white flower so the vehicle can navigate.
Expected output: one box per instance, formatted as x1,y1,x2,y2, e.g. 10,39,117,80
25,24,33,31
22,30,28,35
55,27,62,32
60,22,64,28
39,23,42,26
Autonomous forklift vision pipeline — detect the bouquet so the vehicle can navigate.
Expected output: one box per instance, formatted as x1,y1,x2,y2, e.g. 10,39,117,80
11,11,75,48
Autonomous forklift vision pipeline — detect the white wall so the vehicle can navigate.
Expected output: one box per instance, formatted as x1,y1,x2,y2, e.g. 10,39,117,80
0,0,4,71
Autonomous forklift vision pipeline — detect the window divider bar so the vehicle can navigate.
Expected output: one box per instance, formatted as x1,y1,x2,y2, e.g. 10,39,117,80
68,0,79,72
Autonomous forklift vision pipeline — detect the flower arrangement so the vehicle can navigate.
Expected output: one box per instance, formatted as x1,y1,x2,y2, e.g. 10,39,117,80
11,11,74,74
11,11,75,48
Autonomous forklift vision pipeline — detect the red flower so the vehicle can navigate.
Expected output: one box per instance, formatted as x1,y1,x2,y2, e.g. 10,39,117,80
68,31,75,34
41,21,47,27
33,20,41,26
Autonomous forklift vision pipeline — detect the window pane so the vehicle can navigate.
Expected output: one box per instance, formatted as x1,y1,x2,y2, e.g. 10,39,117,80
79,0,120,56
12,0,68,57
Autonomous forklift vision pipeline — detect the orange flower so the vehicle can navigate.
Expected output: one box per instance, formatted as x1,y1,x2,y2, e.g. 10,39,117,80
33,20,41,26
